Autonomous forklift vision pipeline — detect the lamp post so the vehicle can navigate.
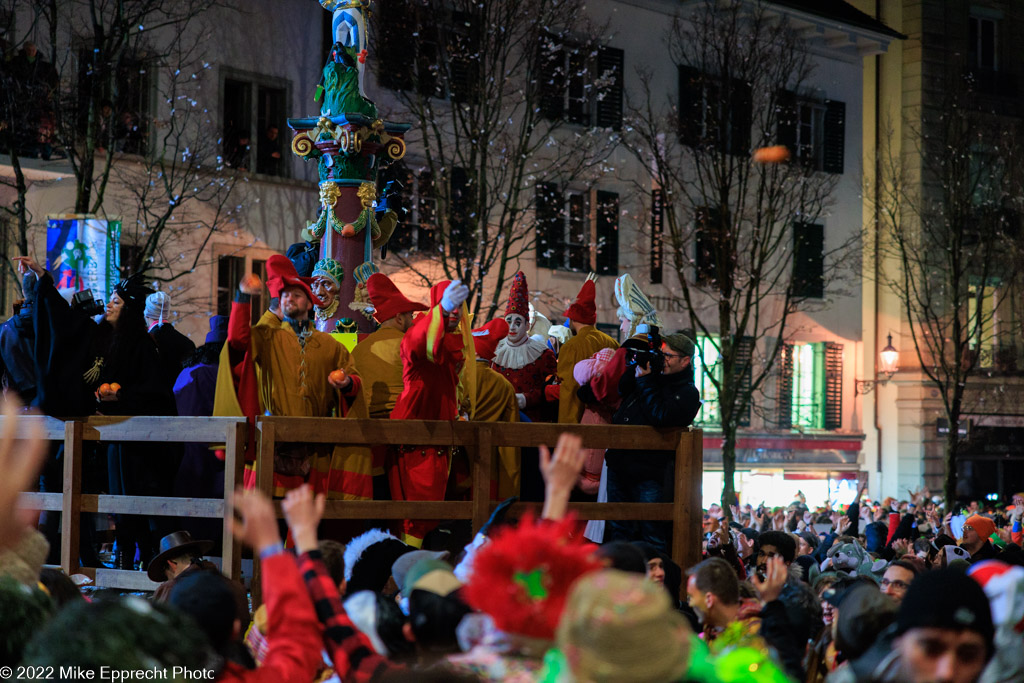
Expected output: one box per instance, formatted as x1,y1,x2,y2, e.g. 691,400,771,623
856,334,899,395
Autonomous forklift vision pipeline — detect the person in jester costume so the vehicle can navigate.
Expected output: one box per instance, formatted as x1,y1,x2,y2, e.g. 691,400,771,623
388,278,471,547
214,254,371,500
490,271,557,423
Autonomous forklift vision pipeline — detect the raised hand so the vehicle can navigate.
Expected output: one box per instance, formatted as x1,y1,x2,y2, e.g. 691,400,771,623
753,555,788,604
0,401,46,550
282,484,326,554
239,273,263,295
229,487,281,554
540,432,585,520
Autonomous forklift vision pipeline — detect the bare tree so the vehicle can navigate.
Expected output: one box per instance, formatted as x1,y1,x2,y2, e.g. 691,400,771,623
622,0,851,510
876,72,1024,506
371,0,618,319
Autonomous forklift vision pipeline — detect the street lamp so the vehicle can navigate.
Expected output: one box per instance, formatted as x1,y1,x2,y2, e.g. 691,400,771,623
856,334,899,395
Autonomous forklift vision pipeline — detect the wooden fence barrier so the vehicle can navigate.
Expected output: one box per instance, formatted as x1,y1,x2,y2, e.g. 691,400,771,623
257,418,703,572
16,415,247,591
14,415,702,593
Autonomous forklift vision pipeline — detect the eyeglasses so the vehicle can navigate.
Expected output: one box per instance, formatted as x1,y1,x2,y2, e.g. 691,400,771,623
662,351,686,360
880,578,910,590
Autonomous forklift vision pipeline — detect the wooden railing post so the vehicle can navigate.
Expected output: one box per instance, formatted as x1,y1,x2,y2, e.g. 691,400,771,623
221,421,247,583
672,430,703,572
471,425,492,533
60,421,83,576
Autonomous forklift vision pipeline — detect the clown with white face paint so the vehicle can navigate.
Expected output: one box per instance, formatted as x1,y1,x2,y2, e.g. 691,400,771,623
490,271,558,421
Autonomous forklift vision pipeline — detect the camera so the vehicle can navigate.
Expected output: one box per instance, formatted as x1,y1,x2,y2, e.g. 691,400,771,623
71,289,105,317
624,327,664,373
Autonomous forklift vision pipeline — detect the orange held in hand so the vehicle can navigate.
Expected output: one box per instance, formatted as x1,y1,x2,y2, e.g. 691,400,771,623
240,273,262,293
110,383,121,394
98,383,112,395
753,145,791,163
328,369,346,385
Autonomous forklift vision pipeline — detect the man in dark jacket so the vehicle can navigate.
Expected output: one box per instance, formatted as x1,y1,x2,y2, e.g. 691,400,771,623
0,272,39,404
145,291,195,394
604,332,700,551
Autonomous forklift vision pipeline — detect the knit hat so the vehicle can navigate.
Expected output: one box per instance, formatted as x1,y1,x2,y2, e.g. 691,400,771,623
312,257,344,287
895,568,994,652
343,529,414,596
206,315,228,344
505,271,530,319
969,561,1024,632
556,569,691,683
834,582,897,660
144,291,171,322
392,550,451,598
966,515,997,541
0,529,49,587
471,318,509,361
662,333,695,357
463,515,601,641
365,273,428,323
565,275,597,325
265,254,321,307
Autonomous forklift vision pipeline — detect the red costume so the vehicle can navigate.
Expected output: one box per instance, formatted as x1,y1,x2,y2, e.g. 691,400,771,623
388,280,466,546
490,271,557,422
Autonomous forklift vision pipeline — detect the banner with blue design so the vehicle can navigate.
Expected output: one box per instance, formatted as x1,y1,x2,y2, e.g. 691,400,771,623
45,216,122,301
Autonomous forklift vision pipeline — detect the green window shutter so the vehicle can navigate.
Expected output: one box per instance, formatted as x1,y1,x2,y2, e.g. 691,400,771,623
728,77,752,157
823,99,846,174
824,342,843,430
735,336,755,427
777,343,794,429
595,47,624,130
793,222,825,299
776,89,798,154
678,65,704,146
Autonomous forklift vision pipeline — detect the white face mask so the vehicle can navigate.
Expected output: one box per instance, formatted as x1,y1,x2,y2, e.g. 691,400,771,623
505,314,528,345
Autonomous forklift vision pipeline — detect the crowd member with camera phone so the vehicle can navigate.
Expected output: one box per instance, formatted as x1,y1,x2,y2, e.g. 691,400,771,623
604,330,701,551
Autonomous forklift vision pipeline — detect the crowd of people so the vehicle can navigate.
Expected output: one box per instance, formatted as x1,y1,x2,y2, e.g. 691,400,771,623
1,245,1023,681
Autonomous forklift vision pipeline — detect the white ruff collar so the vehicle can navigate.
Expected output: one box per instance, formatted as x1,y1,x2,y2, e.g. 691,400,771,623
493,336,548,370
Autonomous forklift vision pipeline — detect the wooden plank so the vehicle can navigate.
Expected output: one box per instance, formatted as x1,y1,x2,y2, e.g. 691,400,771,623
0,415,68,440
499,502,676,521
221,422,246,582
80,495,225,517
262,417,685,451
82,416,247,443
674,430,703,571
60,422,83,576
252,421,275,608
471,426,493,533
19,492,63,511
94,568,161,591
313,501,474,519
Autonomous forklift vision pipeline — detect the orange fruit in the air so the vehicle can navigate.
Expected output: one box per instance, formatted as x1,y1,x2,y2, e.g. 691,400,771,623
98,383,111,395
753,145,791,163
110,383,121,393
328,369,346,385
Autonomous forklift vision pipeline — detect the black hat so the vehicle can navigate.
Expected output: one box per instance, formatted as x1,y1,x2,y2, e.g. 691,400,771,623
895,568,994,655
147,531,213,582
343,529,414,596
834,582,897,659
113,273,154,313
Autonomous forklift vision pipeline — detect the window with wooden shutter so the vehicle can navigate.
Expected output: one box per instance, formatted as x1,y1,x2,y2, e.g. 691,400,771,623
735,336,755,427
595,190,619,275
823,100,845,174
595,47,624,130
535,182,563,268
777,343,794,429
824,342,843,430
793,222,824,299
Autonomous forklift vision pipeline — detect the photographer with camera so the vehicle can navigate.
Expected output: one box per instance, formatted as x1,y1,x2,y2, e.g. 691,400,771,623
604,331,701,552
